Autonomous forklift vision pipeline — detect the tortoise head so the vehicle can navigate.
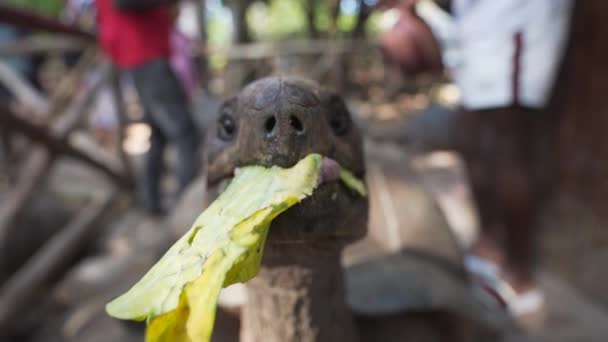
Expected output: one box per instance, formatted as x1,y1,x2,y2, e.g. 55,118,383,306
206,76,368,245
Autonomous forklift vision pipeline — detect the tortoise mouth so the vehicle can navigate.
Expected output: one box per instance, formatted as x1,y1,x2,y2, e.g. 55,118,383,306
270,157,367,243
287,179,364,219
269,179,368,243
208,156,367,242
210,156,365,191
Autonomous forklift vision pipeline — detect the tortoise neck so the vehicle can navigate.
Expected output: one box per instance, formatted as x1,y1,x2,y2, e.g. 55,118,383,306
240,243,358,342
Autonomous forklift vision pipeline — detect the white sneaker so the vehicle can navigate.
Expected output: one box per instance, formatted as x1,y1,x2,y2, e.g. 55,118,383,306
465,255,545,317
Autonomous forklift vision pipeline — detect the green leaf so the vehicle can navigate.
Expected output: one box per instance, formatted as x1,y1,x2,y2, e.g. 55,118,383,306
106,154,322,340
106,154,367,342
340,168,367,197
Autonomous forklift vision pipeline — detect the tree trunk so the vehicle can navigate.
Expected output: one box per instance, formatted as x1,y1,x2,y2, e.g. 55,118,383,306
352,0,372,38
229,0,252,44
304,0,319,39
191,0,210,90
327,0,341,38
539,0,608,305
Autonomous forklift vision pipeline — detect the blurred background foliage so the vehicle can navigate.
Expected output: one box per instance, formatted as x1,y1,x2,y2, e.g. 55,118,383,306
4,0,63,17
4,0,386,44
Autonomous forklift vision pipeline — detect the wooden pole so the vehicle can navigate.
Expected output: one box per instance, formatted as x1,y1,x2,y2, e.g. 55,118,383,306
0,4,94,40
0,106,128,185
46,48,99,121
0,60,48,114
0,36,91,57
192,0,210,89
0,192,120,331
0,62,110,251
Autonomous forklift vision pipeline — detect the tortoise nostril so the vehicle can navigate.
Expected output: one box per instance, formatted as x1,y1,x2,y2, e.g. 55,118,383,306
264,116,277,136
289,115,304,134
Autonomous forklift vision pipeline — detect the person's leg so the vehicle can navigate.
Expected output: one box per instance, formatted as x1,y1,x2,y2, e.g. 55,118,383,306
130,59,201,200
460,106,545,299
458,109,505,266
142,123,167,214
491,107,541,292
131,65,168,215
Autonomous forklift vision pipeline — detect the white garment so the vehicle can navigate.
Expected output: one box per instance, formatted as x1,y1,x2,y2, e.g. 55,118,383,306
418,0,574,109
91,88,119,129
86,71,132,130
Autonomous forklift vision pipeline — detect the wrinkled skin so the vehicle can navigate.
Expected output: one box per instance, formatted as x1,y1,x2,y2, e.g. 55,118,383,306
207,76,368,244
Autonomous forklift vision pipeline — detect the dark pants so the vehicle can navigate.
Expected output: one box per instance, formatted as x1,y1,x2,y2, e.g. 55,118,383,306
457,106,554,279
130,58,200,213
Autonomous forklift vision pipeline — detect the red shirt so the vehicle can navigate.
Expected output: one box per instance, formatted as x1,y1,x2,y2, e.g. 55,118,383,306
95,0,171,69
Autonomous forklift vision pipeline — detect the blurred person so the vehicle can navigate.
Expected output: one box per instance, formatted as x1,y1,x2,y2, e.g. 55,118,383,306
168,3,200,99
66,0,196,152
90,88,118,150
86,72,125,150
95,0,201,216
380,0,574,317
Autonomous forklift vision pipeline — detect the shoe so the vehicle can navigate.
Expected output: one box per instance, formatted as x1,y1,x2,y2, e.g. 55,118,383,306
465,255,545,317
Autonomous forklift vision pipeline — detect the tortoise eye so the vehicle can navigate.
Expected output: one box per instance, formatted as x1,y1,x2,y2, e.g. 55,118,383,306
328,97,351,136
330,112,350,136
218,114,237,141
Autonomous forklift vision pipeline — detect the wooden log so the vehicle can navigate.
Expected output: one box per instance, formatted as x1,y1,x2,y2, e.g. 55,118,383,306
46,48,99,121
0,60,48,114
0,36,91,57
0,154,52,247
0,106,128,185
0,4,94,40
0,192,119,332
0,46,97,121
52,61,111,136
0,62,111,250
